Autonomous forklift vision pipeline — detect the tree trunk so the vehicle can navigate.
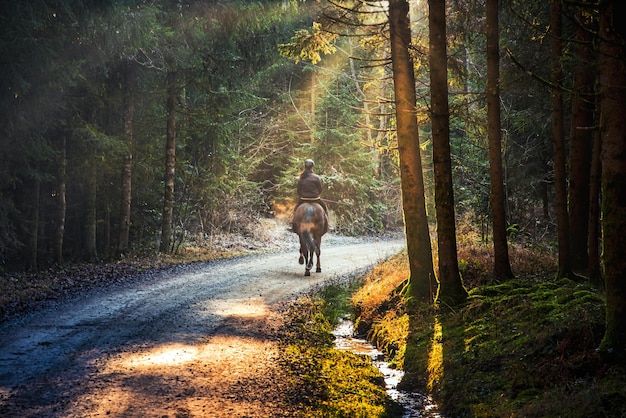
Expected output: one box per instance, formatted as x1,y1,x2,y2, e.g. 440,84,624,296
103,198,111,259
568,12,595,273
389,0,435,303
486,0,514,281
428,0,467,306
550,0,572,280
588,122,602,287
597,0,626,361
54,135,67,264
118,62,135,256
160,71,177,254
18,176,41,271
84,161,97,260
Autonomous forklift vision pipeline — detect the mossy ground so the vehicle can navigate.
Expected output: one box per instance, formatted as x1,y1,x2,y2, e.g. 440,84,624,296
414,278,625,417
354,238,626,417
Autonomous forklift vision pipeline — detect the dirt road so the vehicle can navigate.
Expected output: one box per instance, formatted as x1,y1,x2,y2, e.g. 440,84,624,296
0,239,405,417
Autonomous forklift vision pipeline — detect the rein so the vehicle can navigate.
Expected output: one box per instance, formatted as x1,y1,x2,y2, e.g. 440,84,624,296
321,198,350,205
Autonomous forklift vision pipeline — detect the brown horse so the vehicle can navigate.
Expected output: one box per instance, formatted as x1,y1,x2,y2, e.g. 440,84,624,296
293,202,328,276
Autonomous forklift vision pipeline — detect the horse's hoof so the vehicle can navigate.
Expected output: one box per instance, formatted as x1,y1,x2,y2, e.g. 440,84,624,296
298,255,304,265
305,270,311,276
316,268,321,273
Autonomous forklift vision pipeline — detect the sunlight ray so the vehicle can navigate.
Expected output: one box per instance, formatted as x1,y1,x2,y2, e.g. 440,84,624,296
427,316,444,392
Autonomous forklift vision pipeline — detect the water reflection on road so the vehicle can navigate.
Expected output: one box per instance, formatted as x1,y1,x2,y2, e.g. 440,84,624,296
332,318,442,418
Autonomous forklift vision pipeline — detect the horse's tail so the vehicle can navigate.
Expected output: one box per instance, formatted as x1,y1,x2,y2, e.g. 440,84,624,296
302,230,317,255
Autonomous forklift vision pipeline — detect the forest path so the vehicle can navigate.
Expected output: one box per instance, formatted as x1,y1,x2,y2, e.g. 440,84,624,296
0,238,405,417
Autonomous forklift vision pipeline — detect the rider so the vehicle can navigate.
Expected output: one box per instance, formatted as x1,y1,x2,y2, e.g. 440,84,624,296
292,159,328,233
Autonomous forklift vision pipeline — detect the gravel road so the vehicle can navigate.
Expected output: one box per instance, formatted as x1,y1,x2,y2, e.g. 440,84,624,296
0,238,405,417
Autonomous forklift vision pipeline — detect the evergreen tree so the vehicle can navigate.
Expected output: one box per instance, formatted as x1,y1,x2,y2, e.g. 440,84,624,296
486,0,514,281
428,0,468,305
389,0,436,302
597,0,626,362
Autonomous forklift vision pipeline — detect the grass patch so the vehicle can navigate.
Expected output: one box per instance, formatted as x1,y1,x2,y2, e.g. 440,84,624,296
352,253,410,369
278,280,403,417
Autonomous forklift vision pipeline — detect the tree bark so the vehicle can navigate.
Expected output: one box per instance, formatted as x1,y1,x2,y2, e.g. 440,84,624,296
550,0,572,280
588,122,602,287
160,71,177,254
486,0,514,281
389,0,435,303
118,62,135,256
103,198,111,260
597,0,626,361
568,11,595,273
54,135,67,264
428,0,467,306
84,161,97,260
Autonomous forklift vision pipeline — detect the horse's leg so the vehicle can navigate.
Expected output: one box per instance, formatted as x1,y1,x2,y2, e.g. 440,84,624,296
315,236,322,273
298,236,305,264
306,250,314,272
304,249,312,276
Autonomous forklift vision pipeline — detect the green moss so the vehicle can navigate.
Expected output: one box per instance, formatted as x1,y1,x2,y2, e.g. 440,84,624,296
317,279,362,326
279,285,402,417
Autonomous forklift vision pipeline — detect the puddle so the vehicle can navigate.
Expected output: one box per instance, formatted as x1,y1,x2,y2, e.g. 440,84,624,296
332,318,442,418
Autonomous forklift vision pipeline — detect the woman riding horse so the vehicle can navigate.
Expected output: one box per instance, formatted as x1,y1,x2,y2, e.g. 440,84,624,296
292,159,328,234
292,159,328,275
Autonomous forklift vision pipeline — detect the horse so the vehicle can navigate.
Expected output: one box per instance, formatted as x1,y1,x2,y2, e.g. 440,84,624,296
292,202,328,276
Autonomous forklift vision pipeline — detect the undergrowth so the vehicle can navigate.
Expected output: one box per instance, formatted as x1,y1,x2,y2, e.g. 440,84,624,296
428,278,624,417
352,254,410,370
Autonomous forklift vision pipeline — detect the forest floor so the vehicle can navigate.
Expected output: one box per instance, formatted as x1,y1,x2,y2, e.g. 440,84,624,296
0,219,406,417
